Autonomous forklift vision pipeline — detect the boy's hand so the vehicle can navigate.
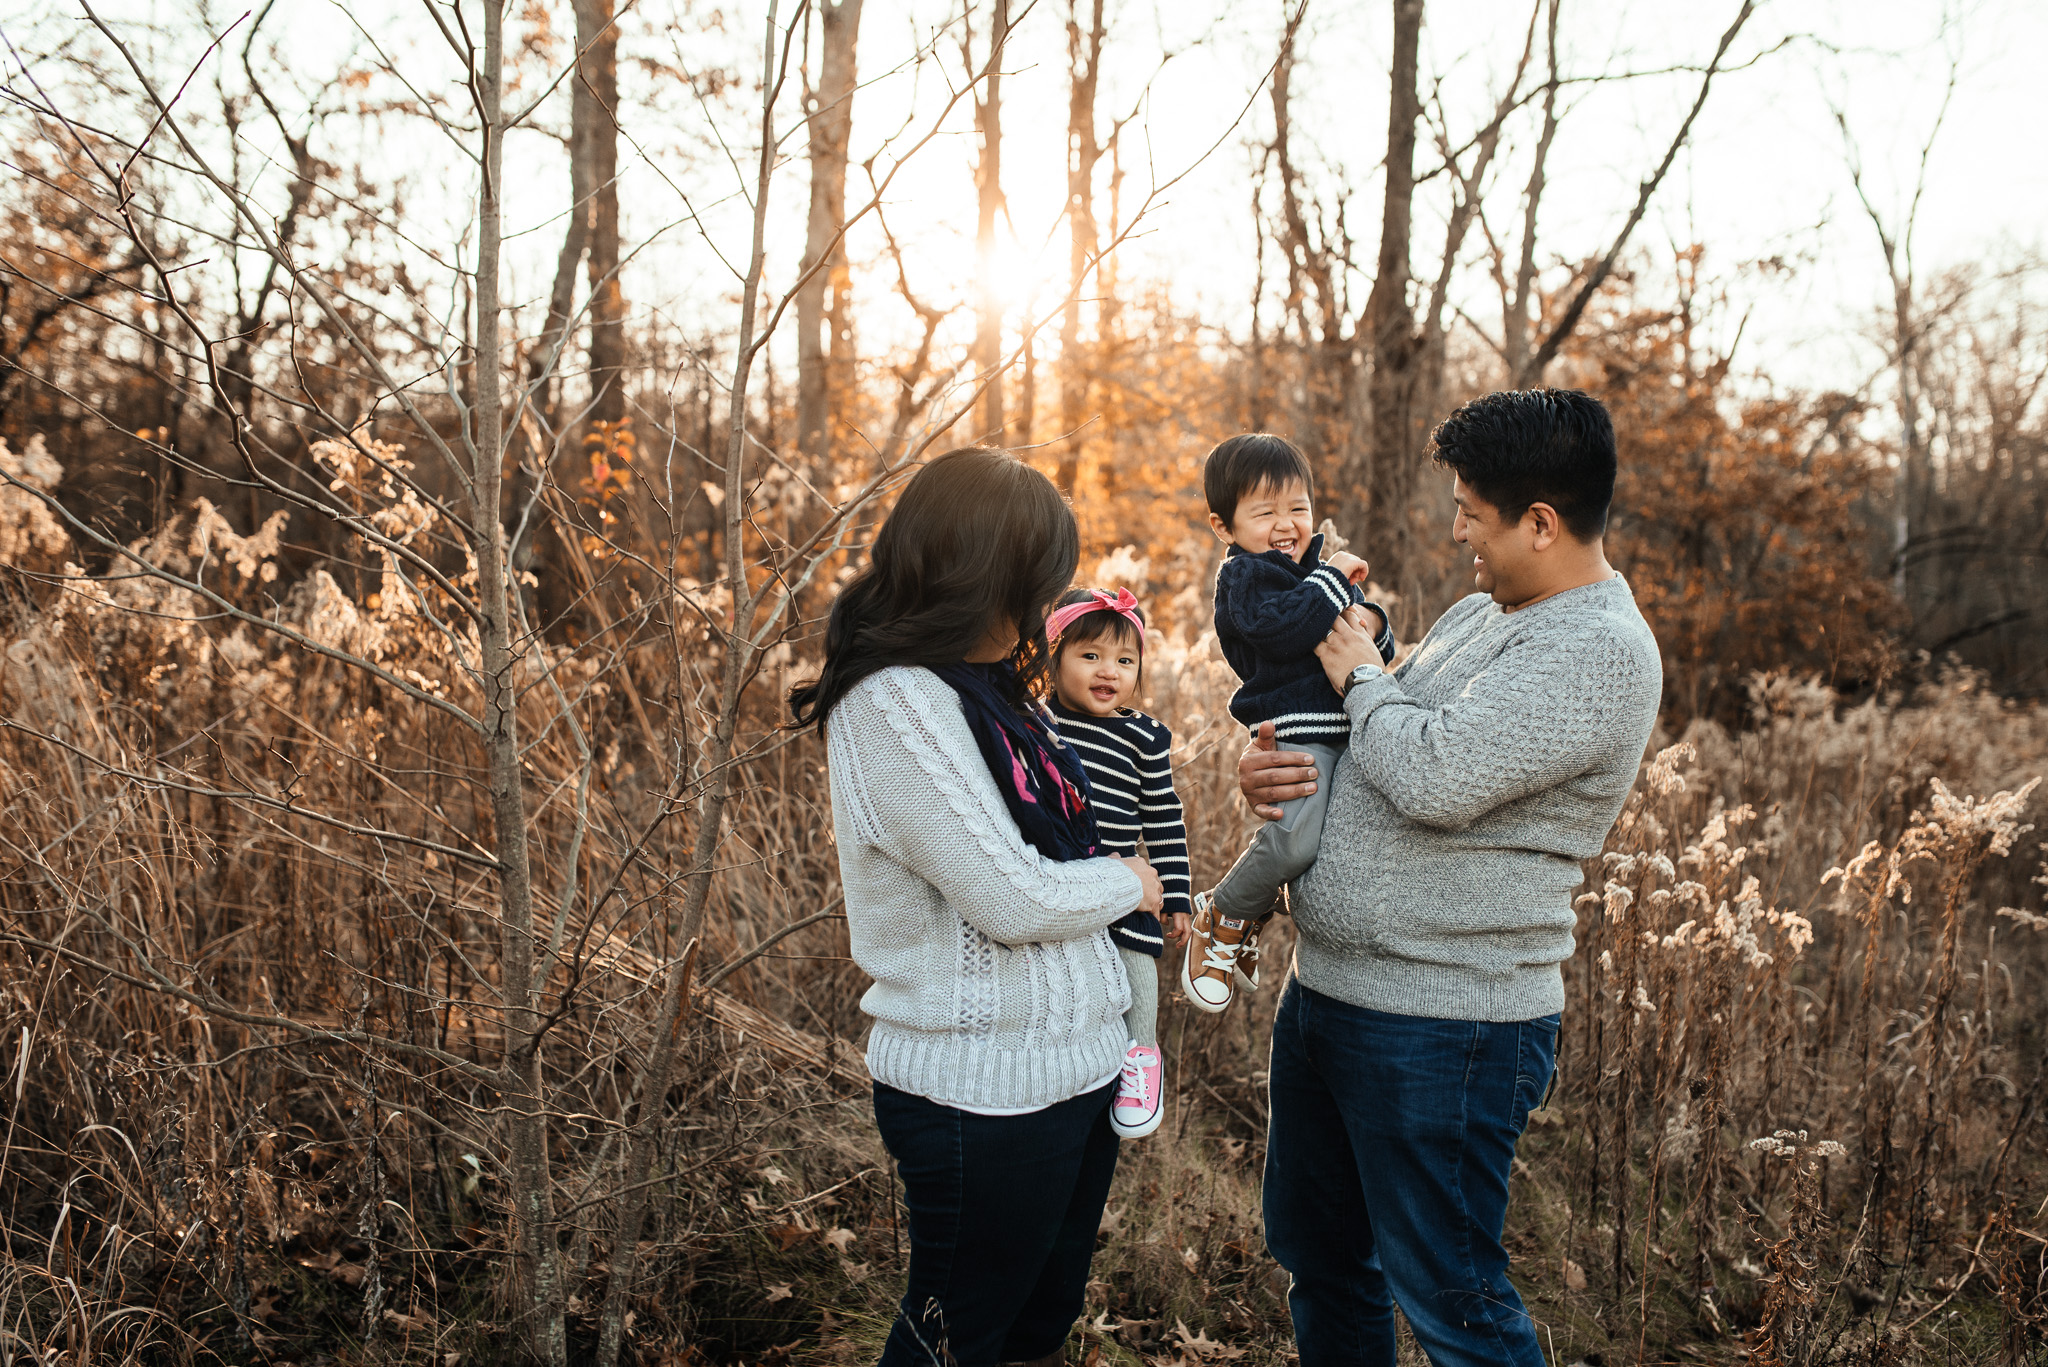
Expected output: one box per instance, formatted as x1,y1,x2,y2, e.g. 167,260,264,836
1327,551,1371,585
1166,912,1192,947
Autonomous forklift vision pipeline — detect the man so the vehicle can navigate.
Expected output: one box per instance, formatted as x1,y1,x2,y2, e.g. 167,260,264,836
1243,388,1662,1367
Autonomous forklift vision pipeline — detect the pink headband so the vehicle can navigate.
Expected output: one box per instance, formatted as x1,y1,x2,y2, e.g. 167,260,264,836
1046,588,1145,649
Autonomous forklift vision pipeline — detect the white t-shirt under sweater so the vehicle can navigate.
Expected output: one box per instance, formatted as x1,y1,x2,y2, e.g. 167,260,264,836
827,666,1143,1113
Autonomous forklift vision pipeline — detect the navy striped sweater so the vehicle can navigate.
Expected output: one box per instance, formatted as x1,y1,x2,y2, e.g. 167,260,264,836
1215,532,1395,745
1047,699,1192,957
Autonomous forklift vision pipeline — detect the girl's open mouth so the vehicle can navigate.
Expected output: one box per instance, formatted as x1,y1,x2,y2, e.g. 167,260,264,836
1090,685,1118,702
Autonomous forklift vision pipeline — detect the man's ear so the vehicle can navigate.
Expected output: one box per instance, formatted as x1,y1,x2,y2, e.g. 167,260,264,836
1207,511,1234,545
1525,501,1563,551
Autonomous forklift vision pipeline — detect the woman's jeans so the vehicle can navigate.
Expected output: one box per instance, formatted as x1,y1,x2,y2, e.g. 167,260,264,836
1263,977,1558,1367
873,1079,1120,1367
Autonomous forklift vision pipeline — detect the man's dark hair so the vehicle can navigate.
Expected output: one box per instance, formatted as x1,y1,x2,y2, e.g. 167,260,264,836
1430,388,1615,540
1203,433,1315,527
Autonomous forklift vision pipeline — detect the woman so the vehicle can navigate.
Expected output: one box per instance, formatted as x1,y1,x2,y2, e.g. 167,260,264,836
791,448,1164,1367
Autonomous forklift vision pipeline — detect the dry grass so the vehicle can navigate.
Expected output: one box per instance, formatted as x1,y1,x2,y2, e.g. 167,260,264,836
0,472,2041,1364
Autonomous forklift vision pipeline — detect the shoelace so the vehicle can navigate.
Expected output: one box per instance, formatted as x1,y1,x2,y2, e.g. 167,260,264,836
1119,1053,1152,1106
1199,937,1240,976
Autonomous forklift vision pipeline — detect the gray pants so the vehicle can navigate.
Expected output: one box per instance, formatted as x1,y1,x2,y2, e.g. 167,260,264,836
1118,944,1159,1047
1211,740,1344,922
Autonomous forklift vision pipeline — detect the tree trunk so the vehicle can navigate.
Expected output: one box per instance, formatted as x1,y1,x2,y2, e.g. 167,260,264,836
1268,9,1352,485
473,9,567,1364
797,0,863,465
1353,0,1427,585
972,0,1010,443
1056,0,1104,492
1502,0,1560,383
578,0,626,429
510,11,596,573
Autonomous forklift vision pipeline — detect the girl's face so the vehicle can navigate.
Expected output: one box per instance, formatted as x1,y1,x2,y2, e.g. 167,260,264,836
1053,630,1141,716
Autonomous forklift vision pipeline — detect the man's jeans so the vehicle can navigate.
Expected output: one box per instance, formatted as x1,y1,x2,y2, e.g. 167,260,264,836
1264,977,1558,1367
873,1079,1120,1367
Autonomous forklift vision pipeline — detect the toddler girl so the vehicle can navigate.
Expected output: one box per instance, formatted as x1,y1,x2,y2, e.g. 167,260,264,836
1044,588,1192,1139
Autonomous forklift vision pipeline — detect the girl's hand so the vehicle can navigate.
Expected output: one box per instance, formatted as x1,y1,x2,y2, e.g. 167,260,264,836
1166,912,1192,946
1116,856,1165,914
1327,550,1371,585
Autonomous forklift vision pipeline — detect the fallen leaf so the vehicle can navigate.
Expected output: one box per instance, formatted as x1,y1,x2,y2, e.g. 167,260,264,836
1170,1321,1247,1362
757,1165,789,1186
768,1223,813,1251
1563,1258,1587,1292
820,1227,857,1252
764,1282,795,1303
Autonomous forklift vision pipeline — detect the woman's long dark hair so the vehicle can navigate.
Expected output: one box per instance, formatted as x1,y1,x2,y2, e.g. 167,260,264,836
788,448,1079,731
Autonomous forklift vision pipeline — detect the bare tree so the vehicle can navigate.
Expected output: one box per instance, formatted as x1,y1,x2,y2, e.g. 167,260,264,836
1834,42,1957,603
967,0,1012,441
1057,0,1105,492
797,0,864,464
578,0,627,430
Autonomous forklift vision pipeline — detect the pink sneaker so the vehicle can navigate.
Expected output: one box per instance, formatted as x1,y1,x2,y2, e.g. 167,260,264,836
1111,1042,1164,1139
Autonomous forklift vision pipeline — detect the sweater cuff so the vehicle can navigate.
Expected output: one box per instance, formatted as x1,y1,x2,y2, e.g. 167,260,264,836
1342,667,1404,729
1305,564,1354,613
1358,599,1396,663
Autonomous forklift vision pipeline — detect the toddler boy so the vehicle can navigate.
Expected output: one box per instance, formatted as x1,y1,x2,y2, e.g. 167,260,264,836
1182,434,1393,1011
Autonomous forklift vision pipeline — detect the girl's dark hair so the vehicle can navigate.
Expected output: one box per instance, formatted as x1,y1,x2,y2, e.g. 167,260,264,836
1049,587,1148,689
788,448,1079,731
1203,432,1315,527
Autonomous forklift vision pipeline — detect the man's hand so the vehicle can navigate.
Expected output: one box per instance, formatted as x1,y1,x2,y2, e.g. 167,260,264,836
1327,550,1371,585
1238,720,1321,822
1317,607,1384,693
1116,855,1165,913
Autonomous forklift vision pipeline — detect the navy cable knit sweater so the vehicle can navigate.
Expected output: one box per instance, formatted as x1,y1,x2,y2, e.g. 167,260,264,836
1215,533,1395,745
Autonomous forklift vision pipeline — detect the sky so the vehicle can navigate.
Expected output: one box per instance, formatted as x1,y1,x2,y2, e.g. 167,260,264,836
8,0,2046,413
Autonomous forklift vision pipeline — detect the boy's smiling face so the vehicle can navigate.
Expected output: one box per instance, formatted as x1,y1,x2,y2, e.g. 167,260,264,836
1210,478,1314,558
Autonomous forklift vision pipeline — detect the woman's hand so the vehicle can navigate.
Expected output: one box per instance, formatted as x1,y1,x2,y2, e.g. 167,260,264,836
1116,856,1165,914
1239,720,1322,821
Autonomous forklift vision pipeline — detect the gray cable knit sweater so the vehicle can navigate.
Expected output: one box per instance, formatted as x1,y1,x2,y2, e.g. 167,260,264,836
827,667,1142,1111
1291,575,1662,1021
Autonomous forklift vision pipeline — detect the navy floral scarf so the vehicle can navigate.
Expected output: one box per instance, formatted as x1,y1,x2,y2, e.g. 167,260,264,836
930,661,1101,862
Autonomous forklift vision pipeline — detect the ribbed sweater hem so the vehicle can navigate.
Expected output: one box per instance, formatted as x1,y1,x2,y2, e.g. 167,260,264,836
864,1022,1130,1111
1293,939,1566,1023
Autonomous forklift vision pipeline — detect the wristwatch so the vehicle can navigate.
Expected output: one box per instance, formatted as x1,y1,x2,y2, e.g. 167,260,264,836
1341,661,1383,697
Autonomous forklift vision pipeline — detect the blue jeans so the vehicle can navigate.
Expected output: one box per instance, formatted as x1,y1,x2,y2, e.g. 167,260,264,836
1263,978,1558,1367
873,1079,1120,1367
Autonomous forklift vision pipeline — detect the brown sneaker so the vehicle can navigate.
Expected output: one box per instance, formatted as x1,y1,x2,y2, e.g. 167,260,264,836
1234,915,1266,992
1181,891,1253,1012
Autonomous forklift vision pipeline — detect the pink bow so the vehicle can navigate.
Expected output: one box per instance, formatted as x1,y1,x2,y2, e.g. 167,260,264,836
1046,587,1145,648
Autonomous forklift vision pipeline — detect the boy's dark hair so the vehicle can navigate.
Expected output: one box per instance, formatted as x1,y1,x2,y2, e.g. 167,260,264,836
1429,388,1615,540
1203,433,1315,527
1050,588,1147,687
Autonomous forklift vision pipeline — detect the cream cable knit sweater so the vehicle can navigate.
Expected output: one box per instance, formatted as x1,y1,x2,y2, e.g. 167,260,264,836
828,666,1143,1111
